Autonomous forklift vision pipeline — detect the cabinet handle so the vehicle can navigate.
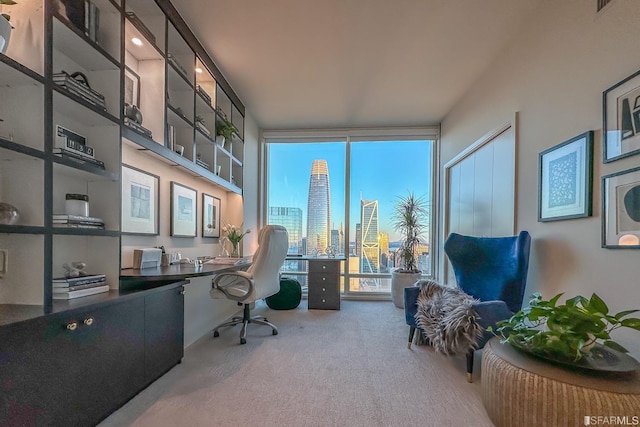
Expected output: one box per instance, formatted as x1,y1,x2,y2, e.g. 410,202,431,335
66,321,78,331
179,289,186,295
322,277,326,281
83,317,94,326
322,287,326,292
322,265,326,270
322,299,326,303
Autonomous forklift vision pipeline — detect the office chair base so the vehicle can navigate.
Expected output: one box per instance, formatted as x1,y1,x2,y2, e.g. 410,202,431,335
212,304,278,344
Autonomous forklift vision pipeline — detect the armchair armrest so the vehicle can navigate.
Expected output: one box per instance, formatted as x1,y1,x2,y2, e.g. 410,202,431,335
471,300,512,328
210,271,255,302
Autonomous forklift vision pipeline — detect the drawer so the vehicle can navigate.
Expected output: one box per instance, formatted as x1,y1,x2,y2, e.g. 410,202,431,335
308,260,340,274
308,272,338,286
308,289,340,310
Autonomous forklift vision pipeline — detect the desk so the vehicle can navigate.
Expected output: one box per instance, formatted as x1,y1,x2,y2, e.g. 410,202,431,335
286,256,345,310
482,337,640,427
120,261,250,290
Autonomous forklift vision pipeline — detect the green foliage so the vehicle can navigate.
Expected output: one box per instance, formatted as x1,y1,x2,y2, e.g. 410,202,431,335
490,292,640,362
1,0,16,22
392,192,428,273
215,119,236,141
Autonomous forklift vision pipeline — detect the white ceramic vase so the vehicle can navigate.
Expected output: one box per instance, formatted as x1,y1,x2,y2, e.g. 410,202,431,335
0,15,11,54
215,135,225,147
391,270,422,308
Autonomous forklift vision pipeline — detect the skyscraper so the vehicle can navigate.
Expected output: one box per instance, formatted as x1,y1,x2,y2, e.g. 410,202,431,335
360,199,380,273
306,159,331,255
268,207,303,254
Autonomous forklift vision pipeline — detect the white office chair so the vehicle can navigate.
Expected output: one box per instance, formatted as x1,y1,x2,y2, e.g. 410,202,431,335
210,225,289,344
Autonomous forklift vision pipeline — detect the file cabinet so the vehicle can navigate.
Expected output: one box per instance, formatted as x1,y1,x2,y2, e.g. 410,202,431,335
307,258,342,310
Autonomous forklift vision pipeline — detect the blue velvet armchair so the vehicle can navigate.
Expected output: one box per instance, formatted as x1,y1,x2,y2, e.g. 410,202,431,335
404,231,531,382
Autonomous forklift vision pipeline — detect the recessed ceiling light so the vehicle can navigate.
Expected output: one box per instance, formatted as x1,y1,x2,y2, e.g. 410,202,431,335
195,67,203,74
131,37,143,46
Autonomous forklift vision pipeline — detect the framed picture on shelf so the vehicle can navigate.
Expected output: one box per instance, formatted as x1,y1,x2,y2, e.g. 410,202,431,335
603,68,640,162
121,165,159,235
538,131,593,222
170,181,197,237
602,166,640,248
202,193,221,238
124,66,140,107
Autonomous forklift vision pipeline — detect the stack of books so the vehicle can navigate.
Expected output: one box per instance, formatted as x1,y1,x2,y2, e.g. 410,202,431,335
52,72,107,111
124,117,152,138
53,214,105,229
196,85,212,106
196,120,211,136
195,158,210,170
53,274,109,299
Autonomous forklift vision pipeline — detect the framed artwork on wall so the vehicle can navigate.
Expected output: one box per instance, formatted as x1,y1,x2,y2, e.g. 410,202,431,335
603,68,640,162
538,131,593,222
202,193,221,238
602,166,640,249
170,181,197,237
121,165,159,235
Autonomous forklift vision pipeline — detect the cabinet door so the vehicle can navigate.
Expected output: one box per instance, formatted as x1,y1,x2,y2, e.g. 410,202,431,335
0,298,145,426
144,284,184,383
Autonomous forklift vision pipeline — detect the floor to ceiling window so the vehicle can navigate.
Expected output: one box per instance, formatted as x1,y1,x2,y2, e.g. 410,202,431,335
263,129,437,297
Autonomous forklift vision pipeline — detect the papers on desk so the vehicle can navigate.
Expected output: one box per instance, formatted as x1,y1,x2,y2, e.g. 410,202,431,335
205,257,250,265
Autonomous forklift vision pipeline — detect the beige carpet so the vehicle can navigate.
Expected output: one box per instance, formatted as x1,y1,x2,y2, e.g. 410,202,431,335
100,300,494,427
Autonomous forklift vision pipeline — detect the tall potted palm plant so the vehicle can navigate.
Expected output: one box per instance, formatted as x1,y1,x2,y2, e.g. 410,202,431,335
391,192,428,308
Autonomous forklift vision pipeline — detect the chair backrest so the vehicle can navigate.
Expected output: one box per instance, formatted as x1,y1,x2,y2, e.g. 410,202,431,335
444,231,531,313
247,225,289,301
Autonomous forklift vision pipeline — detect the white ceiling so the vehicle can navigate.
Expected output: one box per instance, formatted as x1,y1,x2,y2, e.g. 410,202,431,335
174,0,542,130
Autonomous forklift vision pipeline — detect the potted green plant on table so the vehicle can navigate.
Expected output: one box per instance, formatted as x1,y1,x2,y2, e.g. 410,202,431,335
0,0,16,54
491,292,640,371
391,192,428,308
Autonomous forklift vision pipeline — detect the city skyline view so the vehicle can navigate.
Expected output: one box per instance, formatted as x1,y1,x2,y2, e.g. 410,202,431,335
267,140,433,246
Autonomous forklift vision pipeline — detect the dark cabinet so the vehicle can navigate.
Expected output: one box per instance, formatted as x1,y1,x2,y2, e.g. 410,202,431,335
144,284,185,383
0,297,145,426
307,259,341,310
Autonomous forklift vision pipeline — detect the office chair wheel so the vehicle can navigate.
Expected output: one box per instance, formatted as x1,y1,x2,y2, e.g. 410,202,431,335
213,331,220,338
240,338,246,345
272,330,278,335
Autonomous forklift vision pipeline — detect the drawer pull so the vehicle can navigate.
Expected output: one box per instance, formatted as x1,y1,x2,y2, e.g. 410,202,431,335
322,299,326,303
66,321,78,331
179,289,186,295
322,265,326,270
83,317,94,326
322,277,326,281
322,287,326,292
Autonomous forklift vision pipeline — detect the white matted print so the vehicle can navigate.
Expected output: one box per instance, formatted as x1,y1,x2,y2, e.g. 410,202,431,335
202,193,221,238
538,131,593,222
121,165,159,235
171,181,197,237
602,166,640,248
604,68,640,162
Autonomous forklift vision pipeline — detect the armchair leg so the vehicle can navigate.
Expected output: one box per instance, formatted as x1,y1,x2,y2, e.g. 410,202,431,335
407,326,416,349
466,350,474,383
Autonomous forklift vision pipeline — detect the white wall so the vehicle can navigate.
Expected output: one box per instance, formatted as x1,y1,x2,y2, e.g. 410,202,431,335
439,0,640,357
241,113,261,254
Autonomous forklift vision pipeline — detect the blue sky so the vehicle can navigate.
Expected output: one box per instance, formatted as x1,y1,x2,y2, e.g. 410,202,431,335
267,140,432,241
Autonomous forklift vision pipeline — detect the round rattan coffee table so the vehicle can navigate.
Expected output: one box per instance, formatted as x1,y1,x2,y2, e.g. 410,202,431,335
482,338,640,427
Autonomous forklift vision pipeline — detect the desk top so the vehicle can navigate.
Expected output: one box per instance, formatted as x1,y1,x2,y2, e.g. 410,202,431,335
285,256,346,261
120,261,250,282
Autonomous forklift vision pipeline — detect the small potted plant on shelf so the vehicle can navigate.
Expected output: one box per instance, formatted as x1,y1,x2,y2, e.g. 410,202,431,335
215,119,236,149
491,292,640,371
390,192,429,308
0,0,16,54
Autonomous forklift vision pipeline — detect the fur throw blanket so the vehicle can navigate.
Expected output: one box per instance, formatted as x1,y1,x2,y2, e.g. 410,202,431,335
414,279,483,355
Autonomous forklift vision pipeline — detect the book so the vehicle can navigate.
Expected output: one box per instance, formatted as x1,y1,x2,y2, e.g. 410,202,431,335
53,274,106,284
53,148,106,169
53,223,105,229
53,280,108,292
52,284,110,300
52,214,105,223
53,71,105,100
124,118,153,138
53,220,105,227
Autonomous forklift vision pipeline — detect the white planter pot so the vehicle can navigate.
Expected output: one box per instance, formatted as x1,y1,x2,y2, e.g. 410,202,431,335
391,270,422,309
0,15,11,54
215,135,225,147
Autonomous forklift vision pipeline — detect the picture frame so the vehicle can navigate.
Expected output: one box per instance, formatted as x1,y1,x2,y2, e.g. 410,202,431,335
202,193,221,238
124,66,140,107
603,68,640,162
602,166,640,249
538,131,593,222
121,165,159,235
170,181,197,237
